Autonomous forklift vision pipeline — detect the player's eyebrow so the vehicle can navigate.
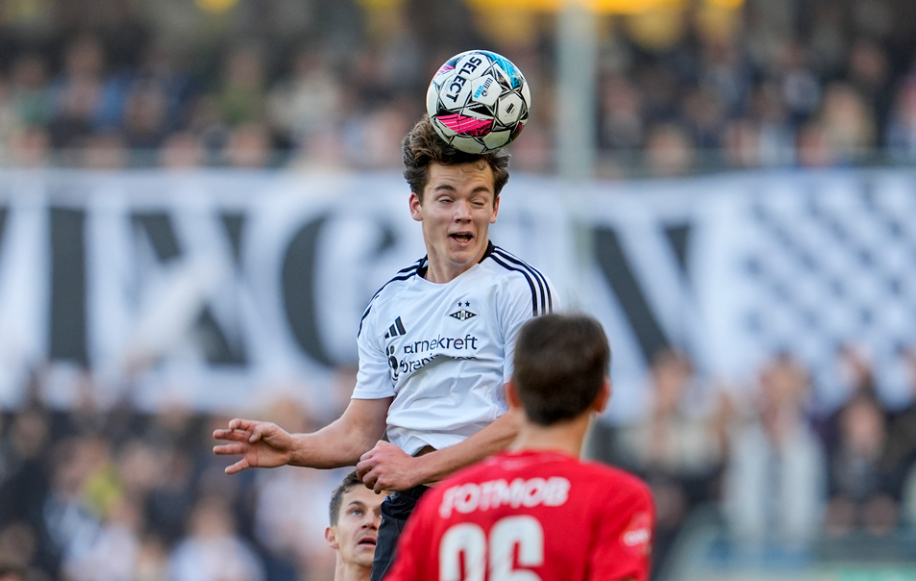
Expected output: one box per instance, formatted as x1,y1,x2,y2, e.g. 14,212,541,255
347,500,367,510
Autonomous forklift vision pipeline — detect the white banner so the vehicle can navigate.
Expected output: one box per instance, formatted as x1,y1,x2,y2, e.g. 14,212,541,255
0,168,912,419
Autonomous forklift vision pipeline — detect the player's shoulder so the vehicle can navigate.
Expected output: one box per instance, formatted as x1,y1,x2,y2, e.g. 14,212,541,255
481,244,556,315
578,460,653,502
358,257,425,335
375,257,427,297
482,244,550,282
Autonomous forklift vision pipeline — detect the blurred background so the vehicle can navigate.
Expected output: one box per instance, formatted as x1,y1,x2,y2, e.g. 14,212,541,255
1,0,916,580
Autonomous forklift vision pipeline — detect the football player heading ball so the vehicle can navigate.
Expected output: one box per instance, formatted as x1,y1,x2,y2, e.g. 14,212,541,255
214,83,557,581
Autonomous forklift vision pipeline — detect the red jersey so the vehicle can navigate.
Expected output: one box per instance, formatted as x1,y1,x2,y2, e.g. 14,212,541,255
387,450,655,581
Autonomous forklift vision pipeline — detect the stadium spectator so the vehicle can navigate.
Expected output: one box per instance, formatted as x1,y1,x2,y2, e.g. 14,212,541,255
722,353,828,548
885,347,916,511
823,396,899,536
168,494,265,581
616,348,725,572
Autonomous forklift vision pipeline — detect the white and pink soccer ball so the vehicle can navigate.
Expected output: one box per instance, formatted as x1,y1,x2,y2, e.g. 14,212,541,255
426,50,531,154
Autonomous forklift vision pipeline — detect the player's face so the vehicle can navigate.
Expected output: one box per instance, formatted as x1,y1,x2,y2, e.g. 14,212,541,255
410,161,500,283
326,485,385,569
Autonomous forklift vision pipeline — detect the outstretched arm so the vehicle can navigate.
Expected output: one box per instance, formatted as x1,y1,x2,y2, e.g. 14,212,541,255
213,397,392,474
357,407,522,492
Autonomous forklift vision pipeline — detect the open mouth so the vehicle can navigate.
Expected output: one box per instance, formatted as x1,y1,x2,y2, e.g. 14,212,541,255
450,233,473,243
358,538,377,547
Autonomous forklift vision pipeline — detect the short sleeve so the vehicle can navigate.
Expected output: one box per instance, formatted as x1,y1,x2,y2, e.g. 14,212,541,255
352,307,397,399
588,482,655,581
500,275,561,383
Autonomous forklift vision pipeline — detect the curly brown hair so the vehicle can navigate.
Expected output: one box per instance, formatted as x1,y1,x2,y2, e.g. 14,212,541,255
402,115,510,203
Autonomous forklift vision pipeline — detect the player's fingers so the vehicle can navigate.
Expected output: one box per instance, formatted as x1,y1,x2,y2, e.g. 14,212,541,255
356,452,375,471
224,458,250,475
358,451,372,465
212,443,245,456
358,466,378,487
212,428,247,442
249,424,270,443
228,418,261,432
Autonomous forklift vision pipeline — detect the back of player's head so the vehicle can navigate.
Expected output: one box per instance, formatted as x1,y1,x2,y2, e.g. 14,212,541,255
402,114,510,202
328,470,363,526
512,313,610,425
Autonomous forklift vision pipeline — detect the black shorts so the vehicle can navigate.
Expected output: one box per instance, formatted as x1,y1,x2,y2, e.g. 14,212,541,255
370,484,429,581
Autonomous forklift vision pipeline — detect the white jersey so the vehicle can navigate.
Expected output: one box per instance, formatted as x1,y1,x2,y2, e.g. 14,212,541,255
353,242,557,455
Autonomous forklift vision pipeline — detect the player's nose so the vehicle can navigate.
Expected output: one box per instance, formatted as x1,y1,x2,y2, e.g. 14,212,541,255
453,199,472,220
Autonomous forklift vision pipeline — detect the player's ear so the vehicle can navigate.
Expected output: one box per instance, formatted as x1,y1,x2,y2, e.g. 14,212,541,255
325,526,339,550
409,192,423,222
489,195,500,224
505,379,522,411
592,378,612,414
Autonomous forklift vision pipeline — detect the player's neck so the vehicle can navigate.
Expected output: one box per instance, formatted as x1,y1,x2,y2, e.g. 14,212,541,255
510,414,592,458
333,559,370,581
423,260,472,284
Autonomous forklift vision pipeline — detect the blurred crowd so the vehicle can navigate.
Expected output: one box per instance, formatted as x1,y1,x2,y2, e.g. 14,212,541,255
0,365,355,581
600,343,916,575
1,0,916,175
2,344,916,581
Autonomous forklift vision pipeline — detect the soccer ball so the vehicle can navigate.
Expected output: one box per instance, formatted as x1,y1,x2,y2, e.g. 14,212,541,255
426,50,531,154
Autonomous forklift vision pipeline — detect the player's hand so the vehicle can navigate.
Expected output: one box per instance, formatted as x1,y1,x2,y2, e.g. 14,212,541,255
212,418,294,474
356,441,422,493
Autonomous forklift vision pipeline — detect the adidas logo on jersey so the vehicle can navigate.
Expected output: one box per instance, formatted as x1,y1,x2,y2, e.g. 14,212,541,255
449,300,476,322
385,316,406,339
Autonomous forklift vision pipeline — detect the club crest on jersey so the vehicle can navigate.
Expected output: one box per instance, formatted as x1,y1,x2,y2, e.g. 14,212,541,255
449,300,476,322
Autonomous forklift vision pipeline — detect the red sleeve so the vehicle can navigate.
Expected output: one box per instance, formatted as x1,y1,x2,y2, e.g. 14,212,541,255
588,481,655,581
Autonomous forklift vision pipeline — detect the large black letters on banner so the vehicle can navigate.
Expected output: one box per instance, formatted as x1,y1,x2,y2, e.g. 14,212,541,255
593,226,670,364
49,207,88,365
131,211,247,366
282,214,332,367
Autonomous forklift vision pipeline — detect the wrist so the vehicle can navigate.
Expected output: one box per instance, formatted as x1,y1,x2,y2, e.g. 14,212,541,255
287,433,307,466
412,451,438,486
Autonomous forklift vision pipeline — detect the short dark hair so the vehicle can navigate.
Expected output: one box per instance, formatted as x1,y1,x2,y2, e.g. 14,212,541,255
402,114,510,202
328,470,364,526
512,313,611,425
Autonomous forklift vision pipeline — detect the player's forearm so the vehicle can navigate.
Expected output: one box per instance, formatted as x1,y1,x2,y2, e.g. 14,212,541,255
288,422,376,469
289,398,391,469
415,408,523,484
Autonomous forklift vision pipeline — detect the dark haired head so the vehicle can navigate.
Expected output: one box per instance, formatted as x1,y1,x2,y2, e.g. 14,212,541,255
402,115,510,203
512,313,611,425
328,470,364,526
